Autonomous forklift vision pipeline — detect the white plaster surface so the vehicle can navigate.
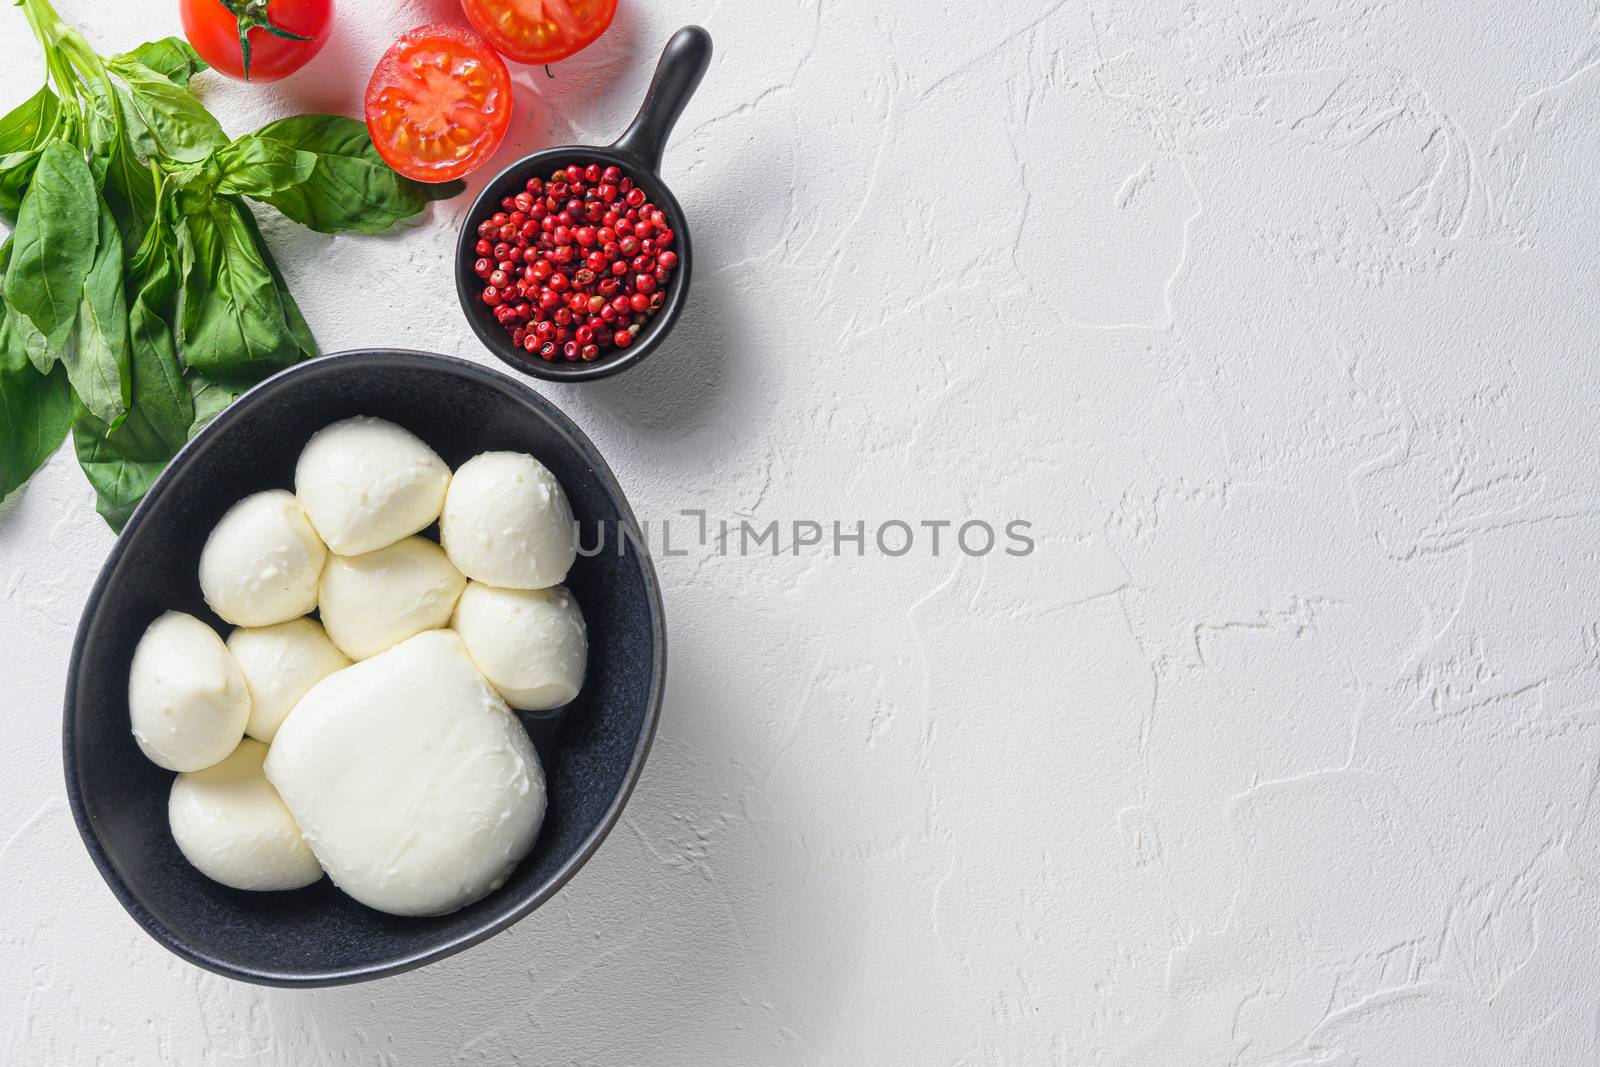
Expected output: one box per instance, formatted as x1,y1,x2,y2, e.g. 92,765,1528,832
4,0,1600,1062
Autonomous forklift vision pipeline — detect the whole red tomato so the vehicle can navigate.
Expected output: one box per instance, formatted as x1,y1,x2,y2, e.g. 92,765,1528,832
180,0,333,82
460,0,617,65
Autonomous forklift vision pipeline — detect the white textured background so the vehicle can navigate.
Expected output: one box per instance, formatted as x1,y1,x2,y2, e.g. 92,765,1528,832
4,0,1600,1062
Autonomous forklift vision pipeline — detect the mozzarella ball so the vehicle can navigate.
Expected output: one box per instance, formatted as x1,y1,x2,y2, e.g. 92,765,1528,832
129,611,250,772
453,583,587,710
441,451,576,590
265,630,545,917
318,536,465,660
169,739,323,892
294,416,450,555
227,618,351,743
198,490,326,627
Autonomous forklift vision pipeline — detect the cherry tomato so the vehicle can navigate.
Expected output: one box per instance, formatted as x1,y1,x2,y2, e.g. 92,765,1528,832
460,0,618,65
179,0,332,82
364,24,513,184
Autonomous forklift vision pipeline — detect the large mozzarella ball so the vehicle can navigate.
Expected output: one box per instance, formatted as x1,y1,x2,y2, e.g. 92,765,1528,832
294,416,450,555
440,451,576,590
169,739,323,892
264,630,545,917
453,583,587,710
198,490,326,627
318,536,465,660
227,618,351,743
129,611,250,772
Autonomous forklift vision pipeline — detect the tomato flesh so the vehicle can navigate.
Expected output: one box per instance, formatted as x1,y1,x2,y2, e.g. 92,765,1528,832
179,0,332,82
365,24,513,184
461,0,618,64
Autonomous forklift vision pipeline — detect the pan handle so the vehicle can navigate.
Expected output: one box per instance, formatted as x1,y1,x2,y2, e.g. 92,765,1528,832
610,26,713,174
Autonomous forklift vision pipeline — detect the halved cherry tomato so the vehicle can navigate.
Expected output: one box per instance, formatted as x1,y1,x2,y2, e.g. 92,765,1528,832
460,0,618,65
180,0,332,82
364,24,513,184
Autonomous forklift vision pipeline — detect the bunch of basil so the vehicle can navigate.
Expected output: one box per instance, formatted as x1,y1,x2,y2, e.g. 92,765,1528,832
0,5,460,529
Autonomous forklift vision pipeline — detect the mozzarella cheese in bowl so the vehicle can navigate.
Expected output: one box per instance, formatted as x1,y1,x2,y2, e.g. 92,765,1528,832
318,536,466,660
129,611,250,772
133,421,590,909
169,739,323,891
440,451,576,590
454,582,587,710
294,416,451,555
199,490,326,627
264,630,546,917
227,618,351,743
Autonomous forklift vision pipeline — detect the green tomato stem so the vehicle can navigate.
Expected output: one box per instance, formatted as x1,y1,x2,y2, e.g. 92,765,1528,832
216,0,315,81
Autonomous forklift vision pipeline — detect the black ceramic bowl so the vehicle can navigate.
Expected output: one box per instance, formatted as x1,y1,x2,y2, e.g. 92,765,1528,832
63,351,666,987
456,26,712,382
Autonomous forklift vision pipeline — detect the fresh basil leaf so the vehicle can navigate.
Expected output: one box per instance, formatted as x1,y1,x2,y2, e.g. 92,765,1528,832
125,216,191,449
0,240,62,374
235,205,318,361
101,127,159,257
72,387,184,527
109,83,151,151
5,140,98,352
164,155,224,219
214,135,316,198
109,58,228,163
0,238,16,372
0,314,24,373
75,75,156,245
179,199,299,378
0,147,44,228
0,86,59,222
115,38,208,88
0,85,57,153
72,218,193,530
248,114,463,234
63,200,131,427
80,77,122,167
72,414,166,530
0,87,58,219
74,395,172,467
1,307,59,374
0,85,59,220
0,359,71,499
185,373,240,439
0,299,59,375
0,318,21,373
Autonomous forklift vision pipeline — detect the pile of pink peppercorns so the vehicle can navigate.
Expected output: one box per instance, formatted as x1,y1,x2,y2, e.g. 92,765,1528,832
472,162,679,362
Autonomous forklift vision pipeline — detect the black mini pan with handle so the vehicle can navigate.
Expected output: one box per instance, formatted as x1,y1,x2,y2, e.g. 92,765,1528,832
456,26,714,382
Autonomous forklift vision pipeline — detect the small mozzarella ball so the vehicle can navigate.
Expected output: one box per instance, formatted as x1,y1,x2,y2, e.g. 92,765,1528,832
453,583,587,710
294,416,450,555
169,739,323,892
265,630,545,916
129,611,250,772
198,490,326,627
441,451,576,590
227,619,352,743
318,536,465,660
